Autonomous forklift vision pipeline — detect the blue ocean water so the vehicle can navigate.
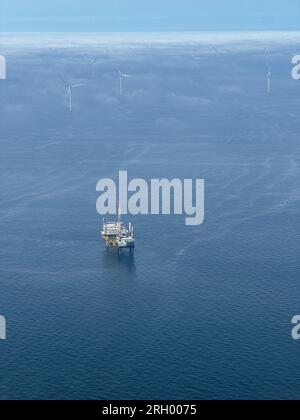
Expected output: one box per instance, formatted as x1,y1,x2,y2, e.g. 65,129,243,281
0,33,300,400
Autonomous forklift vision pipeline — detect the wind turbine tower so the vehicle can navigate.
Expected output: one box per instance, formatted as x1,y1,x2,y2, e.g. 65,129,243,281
266,49,272,95
61,78,84,112
118,70,131,96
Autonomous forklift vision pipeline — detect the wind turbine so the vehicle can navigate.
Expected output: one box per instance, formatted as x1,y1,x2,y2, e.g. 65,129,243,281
266,49,272,94
118,70,131,96
61,78,84,112
87,57,97,79
209,44,219,54
103,47,111,60
89,57,97,64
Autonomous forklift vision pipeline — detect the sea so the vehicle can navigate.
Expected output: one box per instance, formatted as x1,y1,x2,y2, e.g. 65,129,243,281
0,32,300,400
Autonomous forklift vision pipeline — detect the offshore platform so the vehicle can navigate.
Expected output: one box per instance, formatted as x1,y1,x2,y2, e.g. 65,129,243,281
101,209,135,254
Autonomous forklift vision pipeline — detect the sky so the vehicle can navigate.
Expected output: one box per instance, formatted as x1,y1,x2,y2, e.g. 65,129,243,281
0,0,300,32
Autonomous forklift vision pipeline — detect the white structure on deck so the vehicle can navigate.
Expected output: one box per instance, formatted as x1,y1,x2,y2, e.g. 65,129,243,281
102,209,135,254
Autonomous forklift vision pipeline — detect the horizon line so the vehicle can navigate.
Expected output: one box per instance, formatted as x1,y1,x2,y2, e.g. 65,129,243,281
1,30,300,48
1,29,300,33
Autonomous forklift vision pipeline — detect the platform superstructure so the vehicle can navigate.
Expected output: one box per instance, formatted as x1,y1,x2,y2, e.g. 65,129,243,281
102,210,135,254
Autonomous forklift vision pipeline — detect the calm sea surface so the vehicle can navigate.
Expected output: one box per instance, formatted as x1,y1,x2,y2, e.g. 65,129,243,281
0,34,300,399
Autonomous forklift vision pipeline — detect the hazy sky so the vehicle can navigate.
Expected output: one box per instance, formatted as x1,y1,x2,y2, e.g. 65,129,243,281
1,0,300,32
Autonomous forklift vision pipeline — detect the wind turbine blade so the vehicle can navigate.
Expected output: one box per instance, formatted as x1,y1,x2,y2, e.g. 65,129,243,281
71,84,84,88
120,76,123,95
265,48,270,71
68,89,72,112
60,77,68,89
